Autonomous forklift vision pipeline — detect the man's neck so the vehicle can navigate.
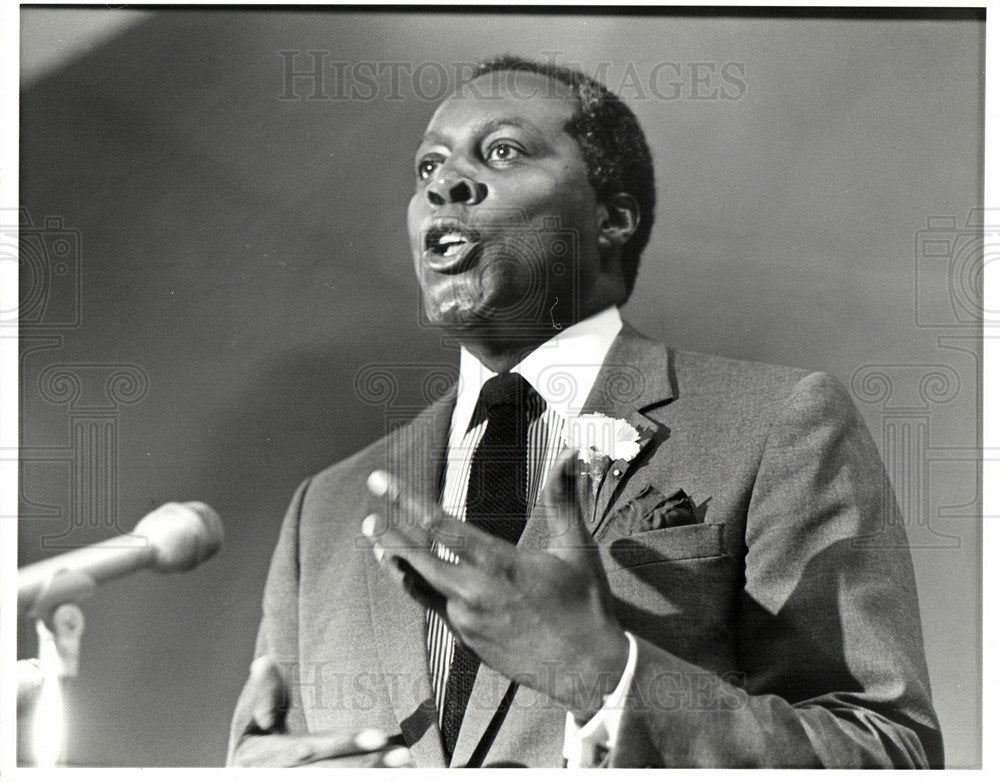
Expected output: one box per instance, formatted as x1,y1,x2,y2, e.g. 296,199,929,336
450,303,622,373
458,333,555,374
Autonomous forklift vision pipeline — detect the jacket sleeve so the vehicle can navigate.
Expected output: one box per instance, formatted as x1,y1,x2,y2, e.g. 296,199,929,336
609,372,943,767
226,478,312,763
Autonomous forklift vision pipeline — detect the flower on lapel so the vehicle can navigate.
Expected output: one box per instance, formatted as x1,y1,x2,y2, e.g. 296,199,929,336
562,413,642,466
561,413,645,520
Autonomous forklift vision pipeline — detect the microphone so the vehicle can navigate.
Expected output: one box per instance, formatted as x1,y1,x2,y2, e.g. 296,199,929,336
18,502,223,614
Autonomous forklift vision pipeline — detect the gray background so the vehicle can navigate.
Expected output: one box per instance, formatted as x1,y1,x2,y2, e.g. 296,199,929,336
16,8,982,768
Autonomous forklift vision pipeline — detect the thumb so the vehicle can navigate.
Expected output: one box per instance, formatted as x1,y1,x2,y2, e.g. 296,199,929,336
247,654,287,731
541,448,596,565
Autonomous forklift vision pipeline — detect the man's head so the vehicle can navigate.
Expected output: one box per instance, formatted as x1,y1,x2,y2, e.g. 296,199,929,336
471,56,657,293
407,56,655,359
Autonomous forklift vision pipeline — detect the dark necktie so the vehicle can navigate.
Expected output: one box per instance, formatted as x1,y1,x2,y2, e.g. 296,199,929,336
440,371,539,761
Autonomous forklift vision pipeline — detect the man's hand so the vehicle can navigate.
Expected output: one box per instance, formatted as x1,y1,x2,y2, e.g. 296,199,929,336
364,449,629,723
228,654,413,767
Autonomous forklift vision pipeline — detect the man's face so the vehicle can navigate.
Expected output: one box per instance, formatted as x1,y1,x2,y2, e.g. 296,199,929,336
407,71,610,340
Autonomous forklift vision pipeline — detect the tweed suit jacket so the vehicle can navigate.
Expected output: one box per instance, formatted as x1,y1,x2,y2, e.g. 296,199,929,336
229,324,943,768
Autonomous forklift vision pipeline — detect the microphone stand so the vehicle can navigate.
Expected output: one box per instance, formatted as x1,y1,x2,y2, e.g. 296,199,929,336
15,502,222,765
20,571,93,767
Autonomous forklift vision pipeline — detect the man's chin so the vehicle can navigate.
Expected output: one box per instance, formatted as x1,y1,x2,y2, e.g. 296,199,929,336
425,309,557,348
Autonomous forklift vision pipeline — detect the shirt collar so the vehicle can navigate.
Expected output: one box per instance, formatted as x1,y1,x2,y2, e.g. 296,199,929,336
449,306,623,447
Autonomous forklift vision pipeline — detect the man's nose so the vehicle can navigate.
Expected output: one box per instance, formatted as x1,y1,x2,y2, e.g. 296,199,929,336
425,175,488,207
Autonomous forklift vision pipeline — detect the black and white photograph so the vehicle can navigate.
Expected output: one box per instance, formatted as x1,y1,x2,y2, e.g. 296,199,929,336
3,2,989,771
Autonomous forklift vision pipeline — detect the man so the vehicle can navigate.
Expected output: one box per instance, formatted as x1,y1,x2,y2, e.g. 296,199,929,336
227,57,943,768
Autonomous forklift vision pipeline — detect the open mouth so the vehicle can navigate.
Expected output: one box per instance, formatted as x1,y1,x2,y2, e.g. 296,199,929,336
423,224,481,270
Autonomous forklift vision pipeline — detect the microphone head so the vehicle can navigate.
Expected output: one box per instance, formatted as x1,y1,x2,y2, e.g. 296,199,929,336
133,502,223,573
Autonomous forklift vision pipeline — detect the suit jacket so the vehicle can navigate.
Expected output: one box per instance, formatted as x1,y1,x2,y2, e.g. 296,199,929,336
229,324,943,768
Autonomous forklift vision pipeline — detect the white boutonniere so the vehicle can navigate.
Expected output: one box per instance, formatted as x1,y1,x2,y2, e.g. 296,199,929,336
562,412,642,467
561,414,642,511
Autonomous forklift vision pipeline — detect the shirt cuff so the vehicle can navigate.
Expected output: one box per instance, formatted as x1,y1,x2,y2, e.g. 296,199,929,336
562,631,638,768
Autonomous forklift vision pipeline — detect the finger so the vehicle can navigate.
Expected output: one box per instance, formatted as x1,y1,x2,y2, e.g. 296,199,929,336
362,514,464,613
311,727,390,760
377,746,416,768
422,509,521,571
367,470,439,530
247,655,287,731
364,498,516,580
361,514,451,614
232,728,389,767
541,448,594,562
362,512,425,558
367,470,468,552
392,555,449,614
372,523,490,602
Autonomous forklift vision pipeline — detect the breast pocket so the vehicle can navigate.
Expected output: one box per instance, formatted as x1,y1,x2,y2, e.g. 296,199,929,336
602,522,725,573
601,523,737,672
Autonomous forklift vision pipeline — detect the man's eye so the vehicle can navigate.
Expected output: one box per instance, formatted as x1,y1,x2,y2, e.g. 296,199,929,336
485,141,525,164
416,158,441,181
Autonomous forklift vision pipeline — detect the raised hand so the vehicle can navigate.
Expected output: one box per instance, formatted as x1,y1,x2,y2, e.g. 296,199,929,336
363,449,628,722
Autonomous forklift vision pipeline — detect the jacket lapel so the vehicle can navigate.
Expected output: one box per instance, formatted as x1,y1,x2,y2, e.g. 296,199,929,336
456,324,677,763
365,392,453,768
591,410,661,532
581,324,676,532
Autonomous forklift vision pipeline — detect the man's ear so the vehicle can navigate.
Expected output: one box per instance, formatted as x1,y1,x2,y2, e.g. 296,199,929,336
596,193,640,252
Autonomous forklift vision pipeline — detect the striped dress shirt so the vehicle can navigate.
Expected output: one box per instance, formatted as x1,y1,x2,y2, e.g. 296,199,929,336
426,394,566,721
424,306,624,732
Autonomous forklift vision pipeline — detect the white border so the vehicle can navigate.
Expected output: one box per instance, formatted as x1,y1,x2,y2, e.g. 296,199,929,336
1,2,993,779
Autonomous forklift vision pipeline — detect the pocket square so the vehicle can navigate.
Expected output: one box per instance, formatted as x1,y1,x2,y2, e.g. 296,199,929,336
610,485,699,535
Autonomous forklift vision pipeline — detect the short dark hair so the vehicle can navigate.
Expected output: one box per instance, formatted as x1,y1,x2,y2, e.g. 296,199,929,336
467,56,656,299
